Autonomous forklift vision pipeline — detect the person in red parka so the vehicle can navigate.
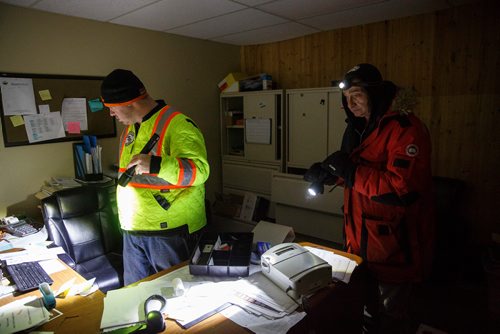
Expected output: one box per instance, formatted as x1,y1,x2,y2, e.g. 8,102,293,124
306,63,435,334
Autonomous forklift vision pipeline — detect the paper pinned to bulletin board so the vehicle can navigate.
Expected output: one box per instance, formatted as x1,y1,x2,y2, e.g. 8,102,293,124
0,72,116,147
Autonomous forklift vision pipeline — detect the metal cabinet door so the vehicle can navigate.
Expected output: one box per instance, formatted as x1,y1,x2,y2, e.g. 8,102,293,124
288,91,328,168
244,94,277,162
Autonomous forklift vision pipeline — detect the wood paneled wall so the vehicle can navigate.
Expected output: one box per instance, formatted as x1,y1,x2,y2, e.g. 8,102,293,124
241,0,499,244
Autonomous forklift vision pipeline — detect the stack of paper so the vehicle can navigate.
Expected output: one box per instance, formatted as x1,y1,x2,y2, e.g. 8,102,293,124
101,286,146,331
229,273,298,319
35,177,81,199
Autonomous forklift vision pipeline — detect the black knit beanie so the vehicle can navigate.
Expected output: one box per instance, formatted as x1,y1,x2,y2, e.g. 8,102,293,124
101,69,147,106
342,63,383,89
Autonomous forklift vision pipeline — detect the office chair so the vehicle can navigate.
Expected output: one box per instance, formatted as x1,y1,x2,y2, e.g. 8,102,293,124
41,184,124,292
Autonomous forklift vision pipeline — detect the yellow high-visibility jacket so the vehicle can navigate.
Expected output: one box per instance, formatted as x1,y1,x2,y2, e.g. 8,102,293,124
117,104,209,233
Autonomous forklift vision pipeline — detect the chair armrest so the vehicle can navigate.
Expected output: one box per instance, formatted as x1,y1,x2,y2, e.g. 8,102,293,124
57,252,76,269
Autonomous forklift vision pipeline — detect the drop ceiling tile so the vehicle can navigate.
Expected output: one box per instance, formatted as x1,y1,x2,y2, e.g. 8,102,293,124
233,0,277,6
0,0,38,7
167,8,287,40
111,0,245,31
32,0,158,22
258,0,387,20
212,21,319,45
301,0,449,31
0,0,467,46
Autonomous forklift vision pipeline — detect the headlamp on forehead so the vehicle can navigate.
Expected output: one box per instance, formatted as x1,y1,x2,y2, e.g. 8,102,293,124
339,63,384,91
338,80,350,90
338,78,360,90
338,78,381,91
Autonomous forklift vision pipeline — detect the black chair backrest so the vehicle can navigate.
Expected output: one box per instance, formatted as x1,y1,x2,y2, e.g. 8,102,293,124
41,185,122,264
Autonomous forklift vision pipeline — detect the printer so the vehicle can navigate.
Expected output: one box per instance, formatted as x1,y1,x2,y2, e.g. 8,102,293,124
260,243,332,300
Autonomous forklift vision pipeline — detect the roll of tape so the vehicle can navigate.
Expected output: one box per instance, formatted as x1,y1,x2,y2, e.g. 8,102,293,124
172,278,185,296
39,282,56,310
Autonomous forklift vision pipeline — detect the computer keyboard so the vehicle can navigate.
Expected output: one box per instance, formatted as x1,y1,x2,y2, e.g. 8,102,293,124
6,261,54,292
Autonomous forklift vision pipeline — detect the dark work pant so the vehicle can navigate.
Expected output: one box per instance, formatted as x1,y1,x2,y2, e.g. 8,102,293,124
363,273,413,334
122,231,190,286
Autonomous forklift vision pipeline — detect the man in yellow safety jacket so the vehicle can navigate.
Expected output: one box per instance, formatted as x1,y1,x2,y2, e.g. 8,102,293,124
101,69,210,285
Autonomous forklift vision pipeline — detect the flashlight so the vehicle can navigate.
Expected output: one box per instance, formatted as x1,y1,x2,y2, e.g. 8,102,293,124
118,134,160,187
307,181,324,197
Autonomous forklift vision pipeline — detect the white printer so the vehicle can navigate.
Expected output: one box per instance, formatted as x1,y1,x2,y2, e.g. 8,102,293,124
260,243,332,300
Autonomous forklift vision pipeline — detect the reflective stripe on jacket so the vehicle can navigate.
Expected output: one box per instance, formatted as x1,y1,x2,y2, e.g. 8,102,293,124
117,105,209,233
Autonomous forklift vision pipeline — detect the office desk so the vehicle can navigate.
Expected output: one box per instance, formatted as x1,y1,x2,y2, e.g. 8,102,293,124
0,260,105,333
135,242,365,334
1,243,363,333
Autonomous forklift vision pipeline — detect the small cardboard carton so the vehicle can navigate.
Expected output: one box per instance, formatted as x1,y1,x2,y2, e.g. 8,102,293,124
213,192,269,224
239,73,272,91
218,72,247,93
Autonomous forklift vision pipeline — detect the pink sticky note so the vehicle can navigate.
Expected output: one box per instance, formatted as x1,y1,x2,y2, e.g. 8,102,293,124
67,122,81,134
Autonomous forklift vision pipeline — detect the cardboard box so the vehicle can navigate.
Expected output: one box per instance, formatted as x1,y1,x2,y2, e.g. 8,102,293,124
189,232,253,277
212,193,243,218
239,73,272,92
218,72,247,93
213,192,269,223
252,220,295,247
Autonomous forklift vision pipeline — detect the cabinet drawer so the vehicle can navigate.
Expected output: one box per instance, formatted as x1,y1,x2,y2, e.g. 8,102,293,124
223,162,280,195
271,173,343,214
275,204,343,244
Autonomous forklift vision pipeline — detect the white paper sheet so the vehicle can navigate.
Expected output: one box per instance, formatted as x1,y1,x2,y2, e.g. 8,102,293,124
38,104,50,114
24,112,65,143
0,296,50,334
0,246,65,265
0,77,37,115
61,98,88,131
101,286,147,330
245,118,271,144
221,305,306,334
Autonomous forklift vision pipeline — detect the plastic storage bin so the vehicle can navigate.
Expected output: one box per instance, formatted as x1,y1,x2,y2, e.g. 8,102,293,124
189,232,253,277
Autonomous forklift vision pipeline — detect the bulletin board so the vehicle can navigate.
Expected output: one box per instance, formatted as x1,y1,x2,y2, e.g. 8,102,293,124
0,72,116,147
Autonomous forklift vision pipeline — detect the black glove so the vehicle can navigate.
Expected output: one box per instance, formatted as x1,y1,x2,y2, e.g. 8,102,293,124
304,162,338,186
321,151,357,187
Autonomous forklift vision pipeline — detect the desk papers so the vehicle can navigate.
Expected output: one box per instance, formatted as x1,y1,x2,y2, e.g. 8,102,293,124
101,265,302,333
221,305,306,334
100,246,355,334
0,246,64,265
101,285,157,331
0,296,50,333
